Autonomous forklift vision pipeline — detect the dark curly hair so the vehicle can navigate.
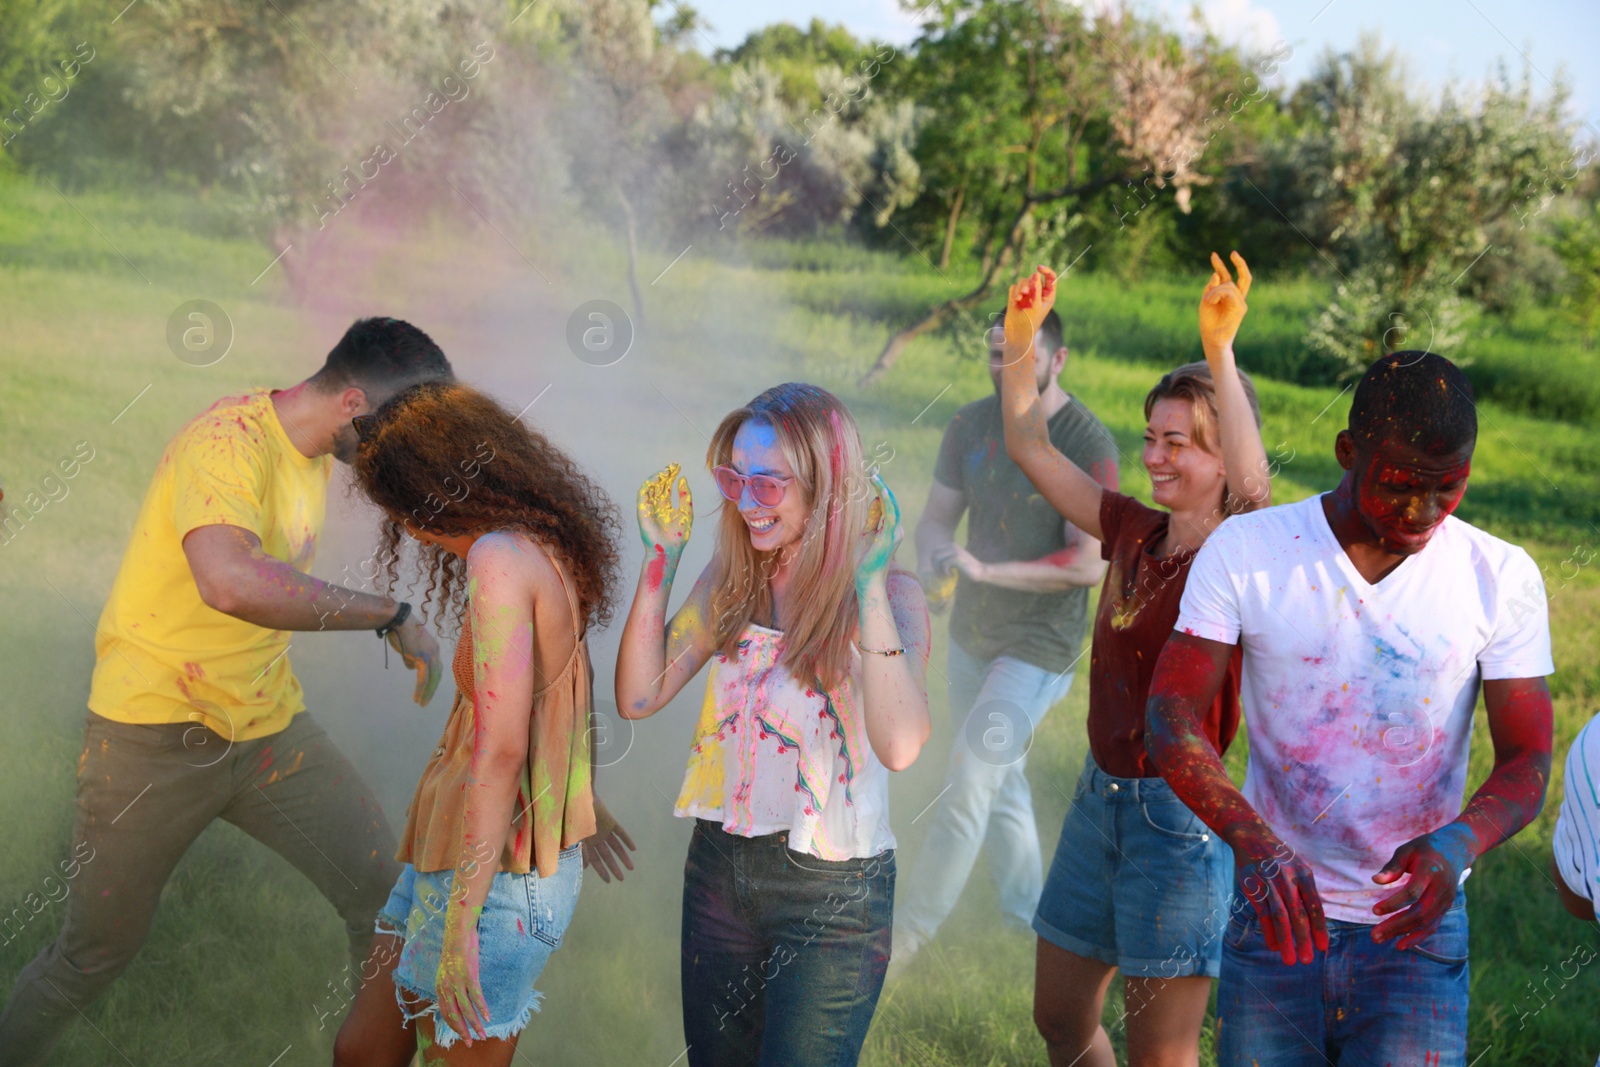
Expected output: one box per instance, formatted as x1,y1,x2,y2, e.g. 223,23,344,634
351,381,622,635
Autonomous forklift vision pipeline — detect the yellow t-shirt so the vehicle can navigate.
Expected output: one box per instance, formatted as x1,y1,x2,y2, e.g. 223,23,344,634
89,390,331,741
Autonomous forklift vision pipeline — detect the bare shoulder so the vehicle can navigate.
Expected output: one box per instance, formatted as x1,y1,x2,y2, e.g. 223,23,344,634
466,530,567,598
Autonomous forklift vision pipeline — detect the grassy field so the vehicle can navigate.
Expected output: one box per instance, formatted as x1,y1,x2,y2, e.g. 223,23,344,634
1,169,1597,1065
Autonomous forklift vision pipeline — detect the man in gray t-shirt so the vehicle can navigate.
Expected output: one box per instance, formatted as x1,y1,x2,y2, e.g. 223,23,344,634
893,311,1119,968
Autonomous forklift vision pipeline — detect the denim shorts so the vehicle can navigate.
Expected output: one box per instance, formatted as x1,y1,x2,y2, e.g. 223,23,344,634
375,845,582,1048
1034,756,1233,978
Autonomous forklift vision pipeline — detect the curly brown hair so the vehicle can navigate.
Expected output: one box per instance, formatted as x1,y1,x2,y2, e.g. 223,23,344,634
351,381,622,635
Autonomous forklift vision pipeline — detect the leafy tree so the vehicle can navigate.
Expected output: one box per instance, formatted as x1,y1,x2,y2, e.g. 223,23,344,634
1265,35,1577,375
1553,195,1600,345
0,0,92,163
857,0,1253,383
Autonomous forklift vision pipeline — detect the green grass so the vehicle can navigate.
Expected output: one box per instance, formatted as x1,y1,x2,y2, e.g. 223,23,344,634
1,173,1597,1065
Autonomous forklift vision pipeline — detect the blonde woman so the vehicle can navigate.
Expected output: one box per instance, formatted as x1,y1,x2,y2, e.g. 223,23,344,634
616,383,931,1067
1002,259,1271,1067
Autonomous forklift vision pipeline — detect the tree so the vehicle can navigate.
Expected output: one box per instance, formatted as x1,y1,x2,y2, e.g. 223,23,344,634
1553,196,1600,345
857,1,1248,384
1272,36,1577,375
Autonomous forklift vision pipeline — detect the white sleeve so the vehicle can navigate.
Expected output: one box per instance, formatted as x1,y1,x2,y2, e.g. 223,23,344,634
1175,526,1243,646
1553,716,1600,906
1479,548,1555,680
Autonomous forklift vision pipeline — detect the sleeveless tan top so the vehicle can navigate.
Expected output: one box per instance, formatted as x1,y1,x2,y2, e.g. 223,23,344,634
397,550,596,878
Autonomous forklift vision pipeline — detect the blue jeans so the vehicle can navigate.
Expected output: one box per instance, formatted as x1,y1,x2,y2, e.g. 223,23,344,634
1034,755,1233,977
1217,887,1470,1066
897,642,1074,946
681,819,894,1067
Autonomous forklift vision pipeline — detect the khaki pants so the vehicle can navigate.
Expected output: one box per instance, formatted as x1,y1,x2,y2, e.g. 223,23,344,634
0,711,400,1064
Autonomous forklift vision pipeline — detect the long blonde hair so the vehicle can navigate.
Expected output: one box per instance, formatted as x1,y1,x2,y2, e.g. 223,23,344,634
706,383,875,691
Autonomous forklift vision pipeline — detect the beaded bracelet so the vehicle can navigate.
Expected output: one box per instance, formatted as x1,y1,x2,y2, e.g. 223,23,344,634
856,642,906,657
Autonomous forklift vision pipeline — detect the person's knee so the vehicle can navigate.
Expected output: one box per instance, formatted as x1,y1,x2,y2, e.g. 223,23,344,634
1033,987,1100,1050
331,1023,381,1067
940,759,1011,823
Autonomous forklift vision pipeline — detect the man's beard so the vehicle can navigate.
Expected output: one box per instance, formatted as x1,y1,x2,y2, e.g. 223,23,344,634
330,425,359,465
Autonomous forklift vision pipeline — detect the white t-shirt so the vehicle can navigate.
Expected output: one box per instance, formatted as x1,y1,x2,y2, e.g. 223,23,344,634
1554,713,1600,910
1176,495,1554,924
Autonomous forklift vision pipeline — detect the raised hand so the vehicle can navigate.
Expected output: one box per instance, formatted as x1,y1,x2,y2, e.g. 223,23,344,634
388,615,442,705
1003,265,1059,359
1235,833,1329,965
1370,823,1475,950
855,472,902,596
1198,251,1252,361
637,462,693,560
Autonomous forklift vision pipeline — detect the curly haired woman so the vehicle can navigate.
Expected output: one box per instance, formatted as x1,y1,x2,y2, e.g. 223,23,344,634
333,381,634,1066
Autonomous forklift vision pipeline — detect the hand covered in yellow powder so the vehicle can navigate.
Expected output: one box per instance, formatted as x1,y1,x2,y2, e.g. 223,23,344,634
436,907,490,1044
637,462,693,560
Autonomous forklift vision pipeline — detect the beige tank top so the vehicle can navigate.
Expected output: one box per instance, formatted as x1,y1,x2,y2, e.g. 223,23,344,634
397,549,595,878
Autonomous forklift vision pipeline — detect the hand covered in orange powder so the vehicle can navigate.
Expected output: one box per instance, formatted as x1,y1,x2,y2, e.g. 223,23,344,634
1198,251,1252,362
1003,265,1058,358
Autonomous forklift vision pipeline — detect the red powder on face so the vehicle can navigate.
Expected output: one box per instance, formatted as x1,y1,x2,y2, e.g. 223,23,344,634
1357,456,1471,549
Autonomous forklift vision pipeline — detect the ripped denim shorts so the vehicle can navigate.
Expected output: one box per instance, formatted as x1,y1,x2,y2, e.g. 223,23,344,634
375,843,583,1048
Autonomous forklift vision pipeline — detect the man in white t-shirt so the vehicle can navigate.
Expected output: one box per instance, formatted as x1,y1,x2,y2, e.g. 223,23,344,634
1145,351,1555,1066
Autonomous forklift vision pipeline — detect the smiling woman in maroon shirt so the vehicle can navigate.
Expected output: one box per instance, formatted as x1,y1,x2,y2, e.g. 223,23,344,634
998,257,1271,1067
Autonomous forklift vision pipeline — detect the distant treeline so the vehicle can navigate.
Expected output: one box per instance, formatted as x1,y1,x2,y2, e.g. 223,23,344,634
2,0,1597,380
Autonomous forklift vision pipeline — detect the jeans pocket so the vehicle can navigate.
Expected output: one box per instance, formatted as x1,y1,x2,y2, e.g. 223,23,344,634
1224,905,1255,950
1401,900,1469,965
525,872,564,948
783,846,882,880
1141,798,1209,842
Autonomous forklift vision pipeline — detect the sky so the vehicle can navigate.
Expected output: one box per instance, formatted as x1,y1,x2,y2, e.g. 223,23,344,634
683,0,1600,137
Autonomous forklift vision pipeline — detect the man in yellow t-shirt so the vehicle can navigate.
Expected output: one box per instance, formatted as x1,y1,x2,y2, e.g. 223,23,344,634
0,318,453,1062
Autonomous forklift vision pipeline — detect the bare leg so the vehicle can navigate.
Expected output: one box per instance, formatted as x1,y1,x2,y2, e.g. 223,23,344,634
1035,938,1117,1067
414,1016,520,1067
1122,975,1212,1067
333,934,415,1067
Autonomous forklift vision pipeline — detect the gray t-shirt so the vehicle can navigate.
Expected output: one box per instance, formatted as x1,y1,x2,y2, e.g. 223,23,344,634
933,392,1118,671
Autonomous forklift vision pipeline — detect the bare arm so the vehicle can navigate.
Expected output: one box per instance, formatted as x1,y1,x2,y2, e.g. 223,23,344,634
946,521,1107,592
1146,631,1328,965
184,523,398,629
997,269,1106,540
615,465,716,720
1370,677,1554,946
856,476,932,771
1199,252,1272,512
434,533,547,1041
182,522,441,704
915,480,964,578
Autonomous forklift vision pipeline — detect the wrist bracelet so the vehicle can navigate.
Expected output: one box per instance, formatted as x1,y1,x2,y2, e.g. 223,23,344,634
376,601,411,639
856,641,906,657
